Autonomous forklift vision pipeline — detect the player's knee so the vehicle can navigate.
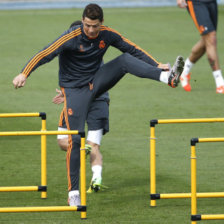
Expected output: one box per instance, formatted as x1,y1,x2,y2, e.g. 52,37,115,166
120,52,131,62
57,138,68,151
88,141,100,151
89,143,103,162
88,141,101,153
205,31,217,47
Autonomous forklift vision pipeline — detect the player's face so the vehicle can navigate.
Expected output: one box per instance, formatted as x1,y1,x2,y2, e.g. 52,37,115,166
82,17,102,39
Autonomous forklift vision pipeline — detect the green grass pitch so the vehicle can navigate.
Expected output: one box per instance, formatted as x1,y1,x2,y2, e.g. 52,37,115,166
0,6,224,224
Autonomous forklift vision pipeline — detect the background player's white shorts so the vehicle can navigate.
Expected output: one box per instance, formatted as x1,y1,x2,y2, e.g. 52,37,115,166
57,127,68,139
87,129,103,145
57,127,103,145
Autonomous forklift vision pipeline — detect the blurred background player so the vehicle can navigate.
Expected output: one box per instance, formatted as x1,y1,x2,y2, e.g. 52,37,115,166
53,88,109,193
54,20,109,193
177,0,224,93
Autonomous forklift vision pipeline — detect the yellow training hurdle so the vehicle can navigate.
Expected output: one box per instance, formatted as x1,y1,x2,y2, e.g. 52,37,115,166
191,137,224,224
0,112,47,198
149,118,224,207
0,113,86,219
0,129,87,219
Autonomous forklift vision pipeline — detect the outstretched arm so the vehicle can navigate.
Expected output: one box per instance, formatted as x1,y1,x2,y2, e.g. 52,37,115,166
12,73,27,89
14,29,75,87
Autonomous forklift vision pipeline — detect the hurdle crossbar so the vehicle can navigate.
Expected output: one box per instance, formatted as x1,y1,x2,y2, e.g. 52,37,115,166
151,192,224,199
0,205,86,213
0,112,46,118
190,138,224,224
191,214,224,221
150,118,224,207
0,130,79,136
0,112,47,198
0,130,87,219
0,186,47,192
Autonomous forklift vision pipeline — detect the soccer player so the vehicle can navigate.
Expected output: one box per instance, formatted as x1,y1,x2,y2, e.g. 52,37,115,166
53,88,109,193
53,20,109,194
177,0,224,93
13,3,184,206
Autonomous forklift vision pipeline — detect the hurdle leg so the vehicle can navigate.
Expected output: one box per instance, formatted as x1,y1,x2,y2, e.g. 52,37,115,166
150,125,156,207
191,144,197,224
80,135,87,219
41,118,47,199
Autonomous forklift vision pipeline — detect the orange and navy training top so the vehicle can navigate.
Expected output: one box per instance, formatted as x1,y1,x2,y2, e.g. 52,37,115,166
21,24,159,88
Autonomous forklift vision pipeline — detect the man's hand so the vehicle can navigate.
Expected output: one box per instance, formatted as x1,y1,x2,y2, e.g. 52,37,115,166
52,88,64,104
12,73,27,89
177,0,187,8
158,63,171,71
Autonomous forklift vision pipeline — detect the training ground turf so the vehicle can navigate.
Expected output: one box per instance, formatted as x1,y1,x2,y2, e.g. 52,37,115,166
0,6,224,224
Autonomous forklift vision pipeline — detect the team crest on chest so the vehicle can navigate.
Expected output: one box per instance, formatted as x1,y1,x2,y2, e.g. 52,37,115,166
99,40,106,49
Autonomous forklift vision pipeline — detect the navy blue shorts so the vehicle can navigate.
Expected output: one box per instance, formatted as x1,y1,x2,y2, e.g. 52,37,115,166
187,0,217,35
59,98,109,135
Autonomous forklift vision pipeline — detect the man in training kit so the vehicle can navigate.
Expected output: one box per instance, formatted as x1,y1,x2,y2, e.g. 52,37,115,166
53,88,109,193
13,3,184,206
53,20,110,193
177,0,224,93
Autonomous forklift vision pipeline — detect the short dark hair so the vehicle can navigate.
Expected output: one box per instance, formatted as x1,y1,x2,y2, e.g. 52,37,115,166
70,20,82,28
82,3,103,22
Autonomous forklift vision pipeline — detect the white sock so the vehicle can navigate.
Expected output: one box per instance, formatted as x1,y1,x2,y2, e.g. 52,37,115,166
92,165,102,180
69,190,79,197
159,71,169,84
212,70,224,88
182,58,194,77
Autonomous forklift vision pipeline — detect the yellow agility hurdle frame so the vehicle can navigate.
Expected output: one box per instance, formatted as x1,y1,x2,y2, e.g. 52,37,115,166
191,137,224,224
149,118,224,207
0,112,47,198
0,130,87,219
